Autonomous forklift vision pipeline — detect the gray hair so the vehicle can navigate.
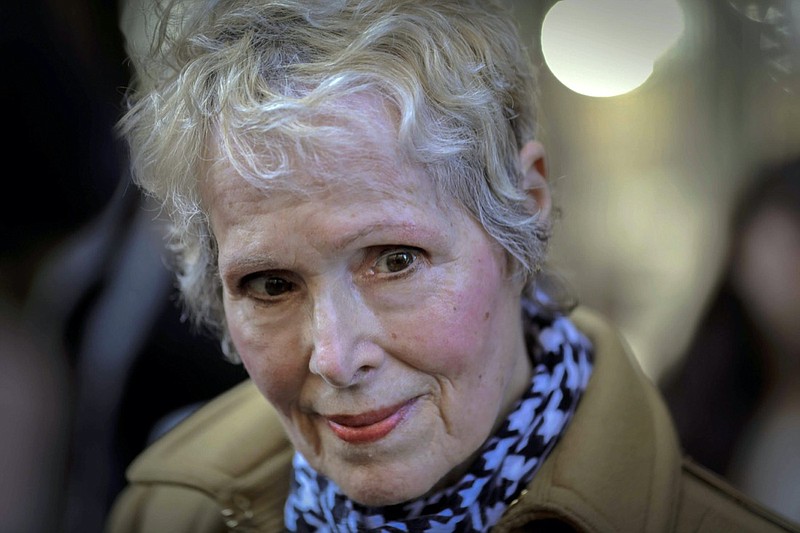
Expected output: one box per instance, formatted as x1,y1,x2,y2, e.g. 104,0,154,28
119,0,555,362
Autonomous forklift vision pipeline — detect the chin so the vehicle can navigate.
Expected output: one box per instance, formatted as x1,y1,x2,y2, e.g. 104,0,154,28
338,467,439,508
348,489,409,508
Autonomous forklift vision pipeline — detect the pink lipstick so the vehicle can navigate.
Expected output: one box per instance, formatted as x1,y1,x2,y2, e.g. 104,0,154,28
325,399,415,444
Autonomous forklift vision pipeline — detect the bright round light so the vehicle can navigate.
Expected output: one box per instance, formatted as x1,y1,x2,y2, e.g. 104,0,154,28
541,0,684,97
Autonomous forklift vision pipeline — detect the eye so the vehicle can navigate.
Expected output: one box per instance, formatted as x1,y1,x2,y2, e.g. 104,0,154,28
374,248,418,274
241,273,296,300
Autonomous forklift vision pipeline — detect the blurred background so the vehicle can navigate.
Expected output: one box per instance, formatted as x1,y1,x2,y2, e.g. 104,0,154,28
514,0,800,522
512,0,800,383
2,0,798,531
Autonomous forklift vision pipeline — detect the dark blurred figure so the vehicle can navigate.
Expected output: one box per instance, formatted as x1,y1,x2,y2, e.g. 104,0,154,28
1,1,126,531
1,1,127,288
661,155,800,522
1,2,248,532
25,183,248,533
0,303,70,533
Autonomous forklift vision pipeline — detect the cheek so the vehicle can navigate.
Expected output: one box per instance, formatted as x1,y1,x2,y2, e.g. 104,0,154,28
394,258,510,378
226,304,307,412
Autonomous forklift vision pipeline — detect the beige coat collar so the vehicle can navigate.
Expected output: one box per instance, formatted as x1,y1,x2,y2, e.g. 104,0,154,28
495,307,683,532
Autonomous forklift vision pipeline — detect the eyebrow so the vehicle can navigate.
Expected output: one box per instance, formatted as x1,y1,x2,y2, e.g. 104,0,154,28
328,223,395,251
327,221,440,252
218,251,284,278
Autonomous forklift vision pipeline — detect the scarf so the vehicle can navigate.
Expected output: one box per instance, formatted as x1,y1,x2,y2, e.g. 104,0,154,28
285,302,594,532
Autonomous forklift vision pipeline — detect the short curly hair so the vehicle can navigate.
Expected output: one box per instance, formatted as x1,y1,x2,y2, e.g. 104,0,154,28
118,0,551,362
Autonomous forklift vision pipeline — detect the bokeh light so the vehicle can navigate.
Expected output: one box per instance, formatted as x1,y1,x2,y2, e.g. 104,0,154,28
541,0,685,97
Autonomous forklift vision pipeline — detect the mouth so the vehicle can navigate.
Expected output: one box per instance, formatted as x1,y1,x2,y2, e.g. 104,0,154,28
324,398,417,444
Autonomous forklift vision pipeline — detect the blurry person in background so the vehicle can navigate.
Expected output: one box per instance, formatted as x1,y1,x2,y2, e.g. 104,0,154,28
662,155,800,523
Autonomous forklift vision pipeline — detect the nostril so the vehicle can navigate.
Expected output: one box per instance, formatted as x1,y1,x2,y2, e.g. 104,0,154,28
352,364,373,382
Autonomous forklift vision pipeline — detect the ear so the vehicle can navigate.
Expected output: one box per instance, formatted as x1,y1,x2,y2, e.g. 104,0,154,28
519,141,550,219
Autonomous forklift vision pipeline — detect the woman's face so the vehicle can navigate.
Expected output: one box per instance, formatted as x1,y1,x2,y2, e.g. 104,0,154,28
203,114,533,507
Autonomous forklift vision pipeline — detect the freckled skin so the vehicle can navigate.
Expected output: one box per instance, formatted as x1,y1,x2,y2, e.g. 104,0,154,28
203,107,533,506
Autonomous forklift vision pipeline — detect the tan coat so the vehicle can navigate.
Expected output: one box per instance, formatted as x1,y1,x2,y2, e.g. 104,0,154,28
106,308,800,532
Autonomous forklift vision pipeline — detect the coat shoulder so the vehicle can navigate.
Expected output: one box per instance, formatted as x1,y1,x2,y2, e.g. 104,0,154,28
676,458,800,532
106,380,293,533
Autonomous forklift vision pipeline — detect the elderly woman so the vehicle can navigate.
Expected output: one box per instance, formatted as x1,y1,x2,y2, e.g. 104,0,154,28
107,0,798,531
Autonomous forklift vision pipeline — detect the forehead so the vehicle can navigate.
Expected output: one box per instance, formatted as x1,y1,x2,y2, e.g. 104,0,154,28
203,91,432,199
200,105,457,235
203,145,439,221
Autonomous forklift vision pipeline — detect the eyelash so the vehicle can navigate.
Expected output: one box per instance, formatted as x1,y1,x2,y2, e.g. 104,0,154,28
371,246,421,277
239,270,298,302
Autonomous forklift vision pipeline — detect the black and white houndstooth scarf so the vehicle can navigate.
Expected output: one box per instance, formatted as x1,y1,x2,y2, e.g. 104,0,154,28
285,301,594,532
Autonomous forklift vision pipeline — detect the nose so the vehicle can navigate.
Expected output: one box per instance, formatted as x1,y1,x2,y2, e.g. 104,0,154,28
308,282,383,388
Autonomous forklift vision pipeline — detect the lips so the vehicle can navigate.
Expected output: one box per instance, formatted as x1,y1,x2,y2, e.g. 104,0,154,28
324,399,416,444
